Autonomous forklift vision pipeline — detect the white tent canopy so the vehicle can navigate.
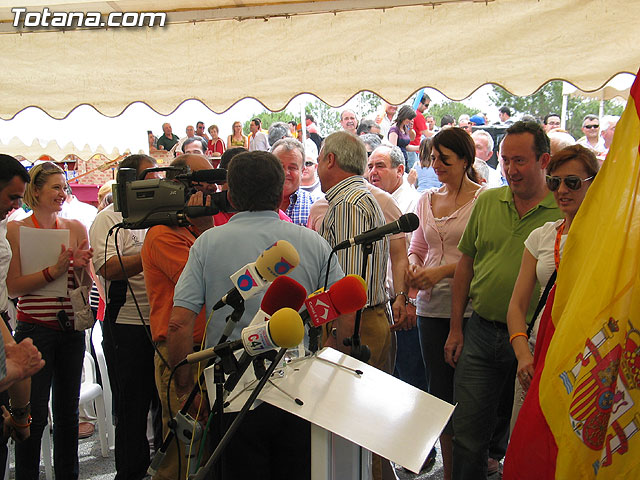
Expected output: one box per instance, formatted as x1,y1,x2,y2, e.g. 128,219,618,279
1,0,639,119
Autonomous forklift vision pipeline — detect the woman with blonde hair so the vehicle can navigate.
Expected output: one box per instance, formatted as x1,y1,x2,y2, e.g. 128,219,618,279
227,121,248,150
6,161,93,480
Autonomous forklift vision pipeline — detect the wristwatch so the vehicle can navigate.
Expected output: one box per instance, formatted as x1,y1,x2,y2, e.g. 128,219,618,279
395,291,409,305
9,401,31,419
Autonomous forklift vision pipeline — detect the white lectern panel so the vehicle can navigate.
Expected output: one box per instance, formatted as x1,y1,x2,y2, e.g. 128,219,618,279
218,347,454,473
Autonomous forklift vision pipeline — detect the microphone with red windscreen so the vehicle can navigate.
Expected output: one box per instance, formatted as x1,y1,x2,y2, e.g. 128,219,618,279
248,275,307,327
302,274,368,327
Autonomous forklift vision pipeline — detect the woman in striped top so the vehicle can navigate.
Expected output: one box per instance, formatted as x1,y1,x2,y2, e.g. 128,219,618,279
6,162,93,480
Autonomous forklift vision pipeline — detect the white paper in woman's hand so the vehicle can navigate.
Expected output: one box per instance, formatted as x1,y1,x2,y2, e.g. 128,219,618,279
19,226,70,297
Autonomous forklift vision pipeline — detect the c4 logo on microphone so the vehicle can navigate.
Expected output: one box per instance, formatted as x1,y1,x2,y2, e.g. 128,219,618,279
236,269,258,291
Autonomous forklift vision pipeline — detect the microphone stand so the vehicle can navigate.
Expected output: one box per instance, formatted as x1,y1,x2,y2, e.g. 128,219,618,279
149,305,245,478
343,242,372,363
191,347,288,480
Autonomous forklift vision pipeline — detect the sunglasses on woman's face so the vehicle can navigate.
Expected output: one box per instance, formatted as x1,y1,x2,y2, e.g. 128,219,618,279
546,174,595,191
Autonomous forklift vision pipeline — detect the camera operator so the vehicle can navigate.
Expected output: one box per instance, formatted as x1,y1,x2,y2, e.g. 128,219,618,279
89,154,163,480
140,154,215,480
167,150,345,480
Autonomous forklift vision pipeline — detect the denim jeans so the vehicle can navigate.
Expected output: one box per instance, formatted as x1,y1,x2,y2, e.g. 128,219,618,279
14,321,85,480
452,312,516,480
406,151,419,171
393,327,428,392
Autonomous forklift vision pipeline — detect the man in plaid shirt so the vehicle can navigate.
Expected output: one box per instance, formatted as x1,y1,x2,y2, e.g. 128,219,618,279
272,137,315,226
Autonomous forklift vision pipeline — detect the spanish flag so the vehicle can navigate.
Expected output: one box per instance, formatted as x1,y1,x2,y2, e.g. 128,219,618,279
505,69,640,479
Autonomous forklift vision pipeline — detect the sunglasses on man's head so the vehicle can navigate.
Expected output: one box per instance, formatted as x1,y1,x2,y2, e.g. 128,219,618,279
546,175,594,191
584,124,600,129
304,161,316,167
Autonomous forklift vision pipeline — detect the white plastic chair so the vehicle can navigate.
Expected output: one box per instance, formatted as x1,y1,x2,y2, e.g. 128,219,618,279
91,325,115,450
80,350,109,457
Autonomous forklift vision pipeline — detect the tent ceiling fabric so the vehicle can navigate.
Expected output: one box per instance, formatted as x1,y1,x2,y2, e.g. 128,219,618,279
1,0,638,119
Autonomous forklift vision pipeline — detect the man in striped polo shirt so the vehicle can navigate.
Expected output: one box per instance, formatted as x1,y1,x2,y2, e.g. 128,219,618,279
317,131,410,373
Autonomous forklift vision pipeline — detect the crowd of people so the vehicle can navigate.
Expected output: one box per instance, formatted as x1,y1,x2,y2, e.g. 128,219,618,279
0,94,618,480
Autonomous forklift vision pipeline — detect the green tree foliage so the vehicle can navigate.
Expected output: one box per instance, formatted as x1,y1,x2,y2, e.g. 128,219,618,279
426,101,478,127
305,92,382,136
243,111,296,135
353,91,382,122
305,99,340,137
489,81,624,139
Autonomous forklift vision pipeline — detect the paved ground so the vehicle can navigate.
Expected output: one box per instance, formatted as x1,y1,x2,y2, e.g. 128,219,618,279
6,425,116,480
6,430,500,480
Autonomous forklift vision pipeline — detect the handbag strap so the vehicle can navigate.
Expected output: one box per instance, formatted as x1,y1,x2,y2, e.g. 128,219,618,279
73,268,87,290
527,269,557,336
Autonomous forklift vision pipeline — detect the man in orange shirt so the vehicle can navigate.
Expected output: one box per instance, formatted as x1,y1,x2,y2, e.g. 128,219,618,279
141,154,215,480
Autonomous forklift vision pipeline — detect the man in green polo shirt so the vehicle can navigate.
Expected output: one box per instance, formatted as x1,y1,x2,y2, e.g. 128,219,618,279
445,121,562,479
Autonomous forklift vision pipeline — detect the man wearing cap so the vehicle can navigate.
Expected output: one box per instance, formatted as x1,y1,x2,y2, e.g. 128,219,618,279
469,114,485,127
407,93,432,170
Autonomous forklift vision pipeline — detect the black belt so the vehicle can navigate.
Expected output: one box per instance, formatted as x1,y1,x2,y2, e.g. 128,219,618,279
364,302,389,311
474,312,508,330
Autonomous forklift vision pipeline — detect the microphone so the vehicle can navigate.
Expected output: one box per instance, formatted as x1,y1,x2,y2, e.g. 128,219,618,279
302,274,368,327
183,308,305,365
223,277,307,396
218,272,307,342
213,240,300,310
248,276,307,327
333,213,419,250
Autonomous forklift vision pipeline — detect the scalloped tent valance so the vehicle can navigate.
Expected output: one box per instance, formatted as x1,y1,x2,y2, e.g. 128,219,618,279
0,0,638,119
0,137,137,163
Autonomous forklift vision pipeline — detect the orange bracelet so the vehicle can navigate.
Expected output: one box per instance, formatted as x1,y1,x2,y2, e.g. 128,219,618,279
11,414,32,428
509,332,528,344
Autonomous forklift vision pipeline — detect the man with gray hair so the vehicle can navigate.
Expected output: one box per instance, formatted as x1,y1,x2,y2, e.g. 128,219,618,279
367,145,418,214
317,133,410,370
356,119,382,136
268,121,291,146
471,130,503,188
156,122,180,151
172,125,196,155
360,133,382,154
577,114,605,155
271,137,315,226
317,131,410,480
340,109,358,135
366,145,423,415
600,114,620,156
